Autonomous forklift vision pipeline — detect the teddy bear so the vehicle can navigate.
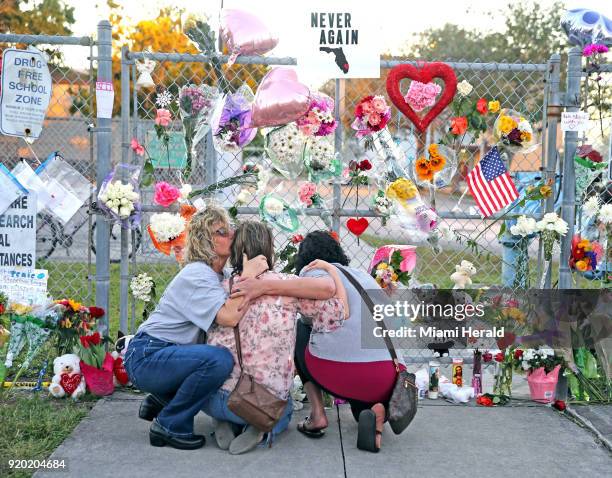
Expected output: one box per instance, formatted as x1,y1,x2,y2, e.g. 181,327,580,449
111,331,134,387
450,260,477,289
49,353,86,400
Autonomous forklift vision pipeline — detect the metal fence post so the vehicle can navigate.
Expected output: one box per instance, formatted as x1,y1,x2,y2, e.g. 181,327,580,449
95,20,112,335
332,79,345,232
544,53,561,288
119,46,131,334
558,47,582,289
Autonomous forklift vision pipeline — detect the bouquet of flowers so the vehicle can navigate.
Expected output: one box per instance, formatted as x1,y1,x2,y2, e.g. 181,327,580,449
296,93,337,137
211,85,256,153
370,249,411,293
574,145,607,198
77,331,115,396
55,299,105,355
413,144,456,189
345,159,372,186
536,213,568,261
303,135,341,183
131,273,157,322
569,235,603,272
97,163,142,230
179,83,219,179
385,177,422,214
147,204,196,262
265,123,308,180
351,95,391,137
298,182,323,208
513,348,564,374
493,109,535,152
259,194,300,233
371,190,393,226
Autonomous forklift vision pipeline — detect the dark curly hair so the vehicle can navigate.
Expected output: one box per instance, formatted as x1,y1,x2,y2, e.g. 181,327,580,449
294,230,350,275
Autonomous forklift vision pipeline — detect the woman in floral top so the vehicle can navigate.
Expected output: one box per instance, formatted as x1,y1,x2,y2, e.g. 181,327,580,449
202,221,349,454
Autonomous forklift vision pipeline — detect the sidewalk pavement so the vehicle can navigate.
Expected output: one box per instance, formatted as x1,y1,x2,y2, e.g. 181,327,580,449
36,392,611,478
568,404,612,451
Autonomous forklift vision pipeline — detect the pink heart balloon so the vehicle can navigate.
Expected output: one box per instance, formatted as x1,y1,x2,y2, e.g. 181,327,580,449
221,9,279,58
251,67,311,128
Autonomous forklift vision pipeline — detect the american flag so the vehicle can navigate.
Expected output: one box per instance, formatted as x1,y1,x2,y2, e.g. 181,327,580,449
466,146,518,217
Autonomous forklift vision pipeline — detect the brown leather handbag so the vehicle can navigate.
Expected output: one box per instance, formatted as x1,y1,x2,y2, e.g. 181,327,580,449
226,325,288,433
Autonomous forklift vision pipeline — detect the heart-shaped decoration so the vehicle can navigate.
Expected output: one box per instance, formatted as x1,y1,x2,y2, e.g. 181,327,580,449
221,9,279,59
386,62,457,133
60,373,82,396
251,67,311,128
346,217,369,236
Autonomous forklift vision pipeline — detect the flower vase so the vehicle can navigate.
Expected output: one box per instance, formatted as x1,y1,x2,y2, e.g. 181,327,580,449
80,352,115,396
493,360,513,397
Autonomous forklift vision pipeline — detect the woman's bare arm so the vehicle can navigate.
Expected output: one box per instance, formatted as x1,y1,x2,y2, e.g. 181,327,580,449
229,276,336,308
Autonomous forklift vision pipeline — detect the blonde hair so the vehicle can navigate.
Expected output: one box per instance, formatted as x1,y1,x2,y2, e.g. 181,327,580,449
184,205,229,266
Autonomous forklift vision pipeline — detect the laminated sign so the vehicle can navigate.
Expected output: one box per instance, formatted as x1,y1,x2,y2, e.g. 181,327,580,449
0,48,52,140
0,192,37,268
296,3,381,79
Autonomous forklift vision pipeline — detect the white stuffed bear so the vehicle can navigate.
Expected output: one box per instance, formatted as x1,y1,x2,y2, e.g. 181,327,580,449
450,260,477,289
49,353,86,400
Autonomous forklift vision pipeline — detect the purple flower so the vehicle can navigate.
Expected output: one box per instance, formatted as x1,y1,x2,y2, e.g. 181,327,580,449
583,43,609,57
214,93,256,148
507,128,522,143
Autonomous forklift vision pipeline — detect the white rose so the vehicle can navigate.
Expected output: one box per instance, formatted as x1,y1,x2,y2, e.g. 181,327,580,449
236,189,253,205
119,207,130,218
265,197,285,216
457,80,473,97
179,184,192,200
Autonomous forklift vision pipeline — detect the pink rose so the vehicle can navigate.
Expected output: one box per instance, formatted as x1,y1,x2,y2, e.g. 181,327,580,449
153,181,181,207
368,113,381,126
155,109,172,127
130,138,144,156
360,101,373,115
371,96,388,114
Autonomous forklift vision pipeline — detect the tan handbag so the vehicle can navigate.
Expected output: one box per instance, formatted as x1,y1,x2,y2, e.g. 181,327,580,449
226,326,288,433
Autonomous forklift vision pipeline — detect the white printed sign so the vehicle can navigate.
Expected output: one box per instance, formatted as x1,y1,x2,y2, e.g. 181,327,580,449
0,48,52,139
0,267,48,306
0,193,37,268
561,112,589,132
96,81,114,119
295,3,381,79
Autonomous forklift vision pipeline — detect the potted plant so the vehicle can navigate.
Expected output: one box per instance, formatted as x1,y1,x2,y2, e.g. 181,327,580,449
77,331,115,396
514,348,565,403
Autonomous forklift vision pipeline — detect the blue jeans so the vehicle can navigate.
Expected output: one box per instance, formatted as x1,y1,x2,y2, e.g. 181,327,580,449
124,332,234,437
201,388,293,439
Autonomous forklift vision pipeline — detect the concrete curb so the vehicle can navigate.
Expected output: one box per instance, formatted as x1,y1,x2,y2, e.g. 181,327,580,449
565,406,612,453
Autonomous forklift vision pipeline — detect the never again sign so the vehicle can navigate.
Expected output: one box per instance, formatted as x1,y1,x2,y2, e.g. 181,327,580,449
296,3,381,79
0,48,52,139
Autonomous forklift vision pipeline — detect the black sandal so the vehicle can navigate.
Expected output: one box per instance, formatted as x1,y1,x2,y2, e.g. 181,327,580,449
357,409,380,453
297,417,326,438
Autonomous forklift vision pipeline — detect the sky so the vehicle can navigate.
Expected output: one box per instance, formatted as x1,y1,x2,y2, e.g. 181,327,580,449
61,0,612,71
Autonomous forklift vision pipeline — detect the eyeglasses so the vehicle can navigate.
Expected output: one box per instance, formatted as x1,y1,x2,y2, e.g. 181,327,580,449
214,225,234,237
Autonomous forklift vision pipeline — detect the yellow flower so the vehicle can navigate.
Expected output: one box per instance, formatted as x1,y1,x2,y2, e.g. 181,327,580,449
520,131,532,143
391,273,398,281
498,115,517,135
427,144,439,156
64,318,73,329
576,260,588,271
488,100,500,113
9,303,33,315
387,178,417,201
539,185,552,198
377,262,389,270
68,299,82,312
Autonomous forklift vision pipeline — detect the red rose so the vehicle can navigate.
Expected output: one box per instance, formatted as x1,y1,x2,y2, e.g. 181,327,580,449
291,234,304,244
553,400,566,411
586,150,602,163
90,332,101,346
450,116,468,135
476,395,493,406
358,159,372,171
476,98,488,115
494,352,504,362
88,306,105,318
483,352,493,362
79,335,90,348
514,349,524,360
0,303,4,314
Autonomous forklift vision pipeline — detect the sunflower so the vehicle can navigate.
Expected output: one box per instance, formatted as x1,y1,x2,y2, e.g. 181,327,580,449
416,166,434,181
429,154,446,172
415,157,430,174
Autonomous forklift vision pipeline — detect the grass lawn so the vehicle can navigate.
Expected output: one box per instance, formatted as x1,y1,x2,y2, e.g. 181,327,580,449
0,390,96,478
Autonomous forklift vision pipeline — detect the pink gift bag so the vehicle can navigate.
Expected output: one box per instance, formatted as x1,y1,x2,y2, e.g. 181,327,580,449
527,364,561,403
368,245,417,274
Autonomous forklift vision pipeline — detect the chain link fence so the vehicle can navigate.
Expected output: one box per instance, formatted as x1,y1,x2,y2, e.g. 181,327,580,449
118,49,565,343
0,33,98,304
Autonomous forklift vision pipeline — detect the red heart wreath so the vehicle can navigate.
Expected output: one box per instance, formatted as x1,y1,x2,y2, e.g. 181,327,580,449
386,62,457,133
346,218,369,236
